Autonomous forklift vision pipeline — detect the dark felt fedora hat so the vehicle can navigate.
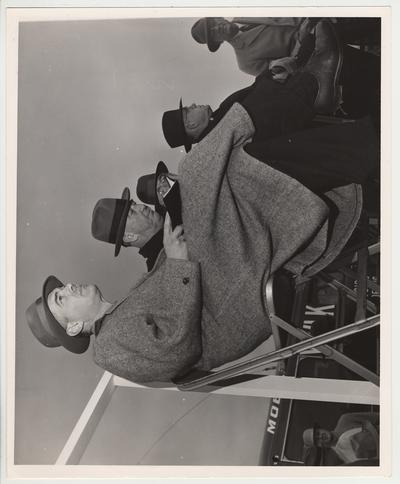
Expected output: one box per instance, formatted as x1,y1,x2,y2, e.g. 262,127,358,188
161,99,192,152
191,18,222,52
91,187,131,256
136,161,169,215
25,275,90,354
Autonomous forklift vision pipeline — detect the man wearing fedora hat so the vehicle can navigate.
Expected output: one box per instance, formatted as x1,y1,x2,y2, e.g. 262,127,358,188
163,20,342,152
26,210,193,382
27,102,371,384
90,185,168,271
90,163,181,273
190,17,317,79
302,412,379,465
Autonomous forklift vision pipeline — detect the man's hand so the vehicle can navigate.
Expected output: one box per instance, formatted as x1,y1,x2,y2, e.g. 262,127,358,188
163,213,188,260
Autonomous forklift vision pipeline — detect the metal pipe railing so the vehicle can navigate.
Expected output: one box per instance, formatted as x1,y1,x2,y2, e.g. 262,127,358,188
178,315,380,391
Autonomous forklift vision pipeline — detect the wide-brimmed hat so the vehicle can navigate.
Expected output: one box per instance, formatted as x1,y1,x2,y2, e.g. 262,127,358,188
91,187,131,256
25,275,90,354
136,161,169,215
161,99,192,152
191,18,222,52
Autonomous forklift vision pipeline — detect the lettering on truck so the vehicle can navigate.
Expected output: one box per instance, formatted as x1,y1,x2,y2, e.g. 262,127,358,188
267,398,281,435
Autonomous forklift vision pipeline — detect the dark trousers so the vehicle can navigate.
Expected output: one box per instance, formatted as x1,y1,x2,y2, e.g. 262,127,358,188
339,45,381,131
245,117,379,194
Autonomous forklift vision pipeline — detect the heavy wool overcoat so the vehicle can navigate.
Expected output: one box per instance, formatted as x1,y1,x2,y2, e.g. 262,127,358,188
94,104,362,383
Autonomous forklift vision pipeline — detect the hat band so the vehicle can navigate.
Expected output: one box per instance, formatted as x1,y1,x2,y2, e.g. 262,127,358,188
110,199,129,243
32,298,60,347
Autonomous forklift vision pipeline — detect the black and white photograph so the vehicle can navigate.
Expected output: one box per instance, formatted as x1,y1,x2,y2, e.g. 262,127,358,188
2,3,394,481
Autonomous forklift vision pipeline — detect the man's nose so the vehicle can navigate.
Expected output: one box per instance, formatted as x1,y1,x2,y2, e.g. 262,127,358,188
62,283,72,294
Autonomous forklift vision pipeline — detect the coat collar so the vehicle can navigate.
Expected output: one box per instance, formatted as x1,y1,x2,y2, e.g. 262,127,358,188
94,249,167,336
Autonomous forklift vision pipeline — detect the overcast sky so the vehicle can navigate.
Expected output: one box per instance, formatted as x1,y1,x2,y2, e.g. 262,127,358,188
13,16,275,466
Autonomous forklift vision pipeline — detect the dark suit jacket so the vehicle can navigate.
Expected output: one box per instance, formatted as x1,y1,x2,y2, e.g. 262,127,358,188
199,71,315,145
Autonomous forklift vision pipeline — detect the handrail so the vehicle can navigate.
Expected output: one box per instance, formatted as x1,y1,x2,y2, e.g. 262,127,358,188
317,272,378,314
178,315,380,391
270,314,379,385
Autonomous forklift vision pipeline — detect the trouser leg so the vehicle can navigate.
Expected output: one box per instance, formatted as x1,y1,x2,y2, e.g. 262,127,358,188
284,72,319,110
339,45,381,130
335,18,381,46
244,117,379,194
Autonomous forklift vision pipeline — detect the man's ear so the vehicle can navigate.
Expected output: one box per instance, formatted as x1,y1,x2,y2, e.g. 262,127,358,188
66,321,84,337
123,232,139,244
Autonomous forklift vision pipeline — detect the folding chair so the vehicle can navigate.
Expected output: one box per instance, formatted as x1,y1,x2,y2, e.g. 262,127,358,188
55,208,380,465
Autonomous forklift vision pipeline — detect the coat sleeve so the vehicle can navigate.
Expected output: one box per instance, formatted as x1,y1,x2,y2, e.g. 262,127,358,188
102,259,203,383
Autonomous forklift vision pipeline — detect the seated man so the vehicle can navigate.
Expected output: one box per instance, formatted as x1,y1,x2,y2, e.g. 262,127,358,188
163,19,342,151
190,17,319,79
26,101,372,384
302,412,379,465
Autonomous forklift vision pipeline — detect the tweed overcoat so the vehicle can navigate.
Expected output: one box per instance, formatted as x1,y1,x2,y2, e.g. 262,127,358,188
94,103,362,383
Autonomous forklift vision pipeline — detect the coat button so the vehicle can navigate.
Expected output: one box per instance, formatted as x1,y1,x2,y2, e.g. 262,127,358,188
182,277,190,285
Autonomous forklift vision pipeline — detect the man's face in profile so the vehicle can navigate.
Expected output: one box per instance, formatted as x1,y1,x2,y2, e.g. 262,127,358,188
156,174,172,207
47,283,102,329
182,104,213,140
123,201,164,247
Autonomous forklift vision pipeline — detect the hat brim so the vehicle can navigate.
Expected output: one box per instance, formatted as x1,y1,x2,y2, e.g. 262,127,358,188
114,187,131,256
154,161,169,215
42,276,90,354
178,99,192,153
205,18,222,52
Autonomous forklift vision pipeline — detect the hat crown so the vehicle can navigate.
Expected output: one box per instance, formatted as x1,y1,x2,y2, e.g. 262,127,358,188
92,199,119,243
91,188,131,256
136,174,158,205
161,100,192,152
162,109,186,149
26,298,61,348
191,17,222,53
191,18,208,44
92,197,130,244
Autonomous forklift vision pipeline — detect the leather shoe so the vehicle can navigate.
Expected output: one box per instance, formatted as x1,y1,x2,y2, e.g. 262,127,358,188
302,20,343,114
